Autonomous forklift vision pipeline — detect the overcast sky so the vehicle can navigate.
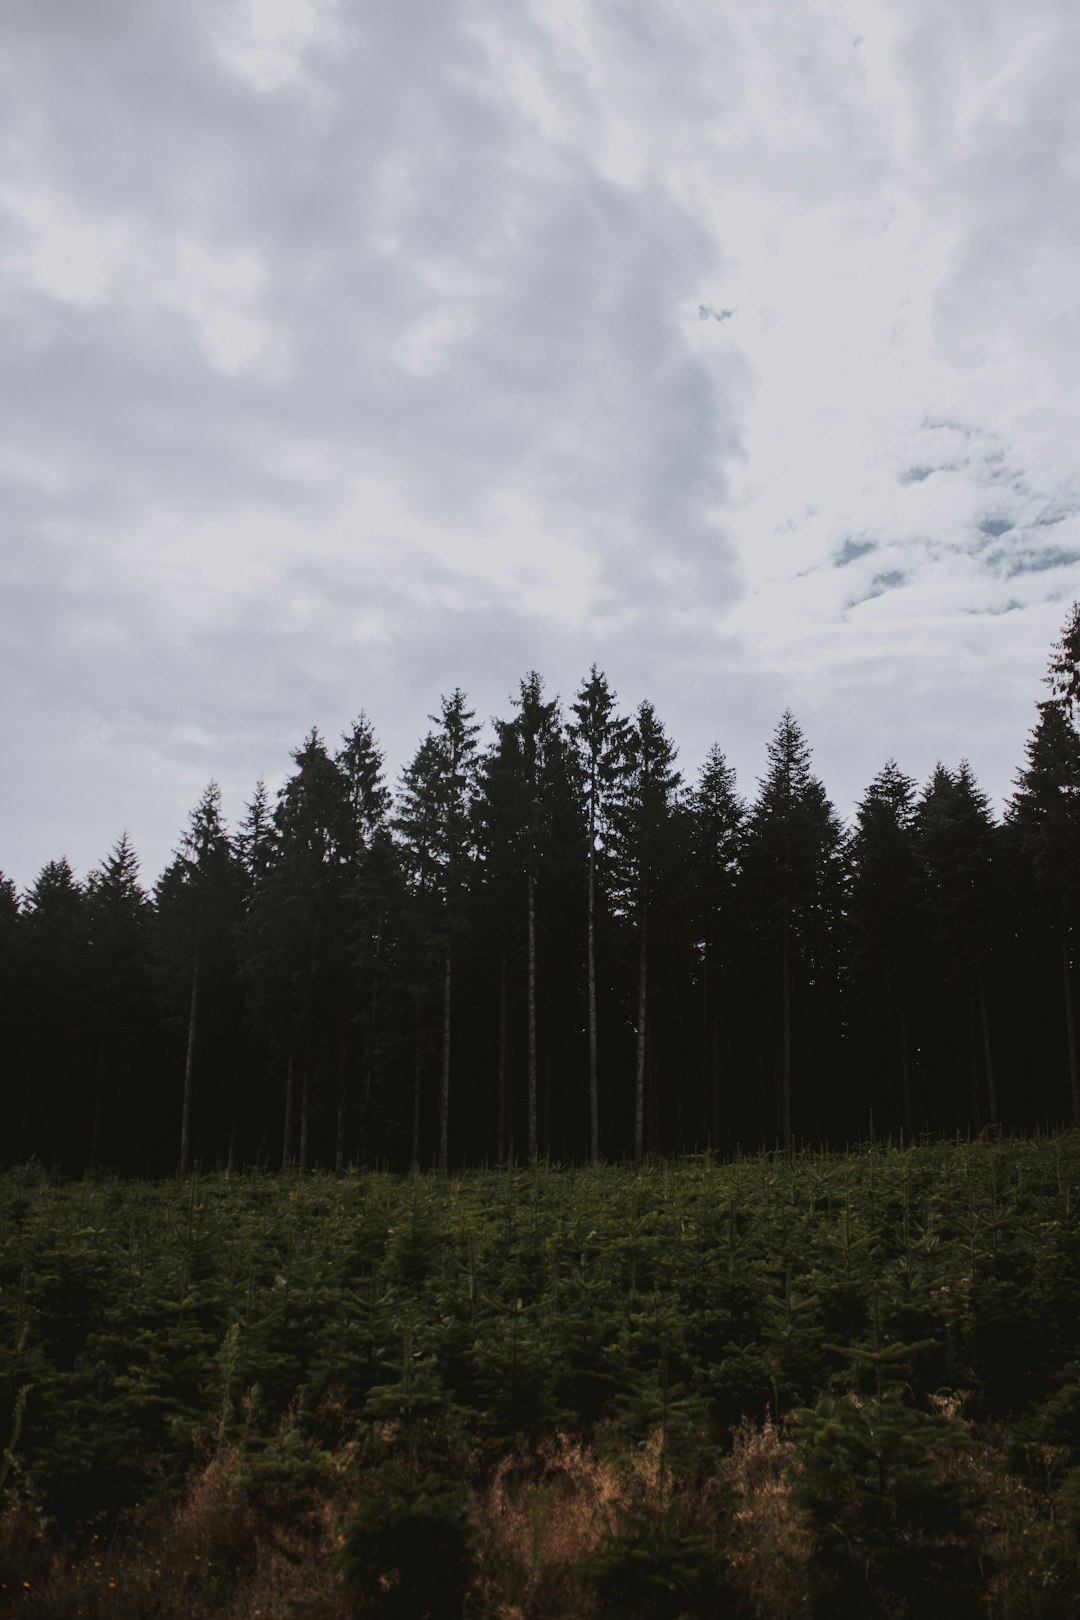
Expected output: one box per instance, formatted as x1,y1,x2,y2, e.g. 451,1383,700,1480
3,0,1079,892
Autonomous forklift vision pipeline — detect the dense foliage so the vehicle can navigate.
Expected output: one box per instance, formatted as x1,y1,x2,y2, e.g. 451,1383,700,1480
3,1135,1080,1615
4,609,1080,1172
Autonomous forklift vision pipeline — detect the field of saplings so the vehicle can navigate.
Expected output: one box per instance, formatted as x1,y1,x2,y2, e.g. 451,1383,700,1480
3,1135,1080,1618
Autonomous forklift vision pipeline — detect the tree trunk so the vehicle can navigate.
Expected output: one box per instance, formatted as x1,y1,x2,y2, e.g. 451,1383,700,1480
179,949,199,1175
527,867,538,1165
634,902,648,1162
781,906,792,1152
90,1028,106,1170
299,1064,310,1171
439,948,451,1173
967,986,982,1136
497,937,509,1165
335,1026,347,1173
899,993,913,1146
977,965,998,1129
363,907,384,1163
1061,902,1080,1128
711,1003,721,1151
411,999,423,1171
587,847,599,1161
282,1053,295,1171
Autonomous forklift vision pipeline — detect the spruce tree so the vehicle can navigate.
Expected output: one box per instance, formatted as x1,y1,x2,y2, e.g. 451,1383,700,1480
479,674,582,1163
687,745,744,1148
609,701,681,1161
85,833,153,1167
250,731,354,1169
395,693,480,1171
915,763,1000,1132
18,858,88,1165
569,667,630,1161
849,763,920,1140
742,714,846,1149
155,783,241,1174
336,713,397,1167
0,874,19,1158
1008,694,1080,1127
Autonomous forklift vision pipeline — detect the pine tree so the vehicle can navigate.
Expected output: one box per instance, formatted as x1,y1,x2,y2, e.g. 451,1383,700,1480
395,692,480,1171
252,731,354,1169
155,783,241,1174
915,763,1000,1132
849,763,920,1140
17,858,88,1164
235,779,274,889
1009,691,1080,1127
479,674,582,1164
569,667,630,1161
687,746,744,1148
85,833,153,1167
743,714,846,1149
609,701,681,1161
337,714,396,1167
0,874,19,1158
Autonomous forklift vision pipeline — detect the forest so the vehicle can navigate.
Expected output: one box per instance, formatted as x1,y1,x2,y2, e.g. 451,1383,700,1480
3,603,1080,1177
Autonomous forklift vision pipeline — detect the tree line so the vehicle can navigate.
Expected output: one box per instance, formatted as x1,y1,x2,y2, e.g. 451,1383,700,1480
4,606,1080,1174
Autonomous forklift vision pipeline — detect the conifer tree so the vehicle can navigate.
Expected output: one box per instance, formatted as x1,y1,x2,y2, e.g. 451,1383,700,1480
85,833,153,1167
1009,689,1080,1127
915,763,1000,1131
235,779,275,889
395,692,480,1171
247,731,354,1168
849,763,920,1140
687,746,744,1147
743,714,846,1149
569,667,630,1161
480,674,581,1163
336,713,396,1167
609,701,681,1160
155,783,241,1174
18,857,88,1164
0,874,19,1157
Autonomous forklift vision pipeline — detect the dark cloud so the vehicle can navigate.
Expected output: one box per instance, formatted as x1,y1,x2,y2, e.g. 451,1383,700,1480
834,537,877,567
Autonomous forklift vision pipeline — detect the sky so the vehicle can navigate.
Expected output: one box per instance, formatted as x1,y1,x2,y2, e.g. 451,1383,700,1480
3,0,1079,892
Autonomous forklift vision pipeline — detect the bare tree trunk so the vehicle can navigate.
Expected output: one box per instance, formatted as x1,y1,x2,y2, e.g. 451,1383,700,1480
335,1027,347,1173
781,907,792,1152
587,849,599,1161
90,1029,106,1170
977,965,998,1129
899,993,913,1146
282,1053,295,1171
543,1041,552,1161
17,1069,32,1163
299,1064,310,1171
647,1015,659,1157
1061,902,1080,1128
179,949,199,1175
967,986,982,1136
439,949,451,1173
711,1004,721,1150
497,937,508,1165
411,999,423,1171
634,902,648,1162
362,907,383,1166
527,867,538,1165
